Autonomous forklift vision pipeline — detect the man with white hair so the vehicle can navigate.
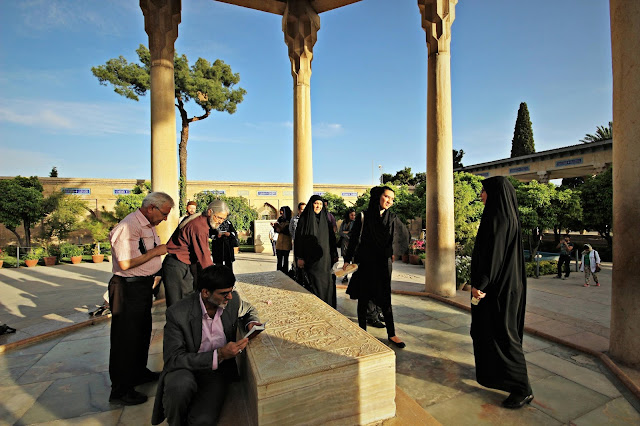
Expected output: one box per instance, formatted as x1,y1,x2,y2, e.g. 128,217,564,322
108,191,174,406
163,199,230,308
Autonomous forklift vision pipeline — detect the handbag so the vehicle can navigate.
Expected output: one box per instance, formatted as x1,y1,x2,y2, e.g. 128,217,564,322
294,266,313,292
595,265,601,273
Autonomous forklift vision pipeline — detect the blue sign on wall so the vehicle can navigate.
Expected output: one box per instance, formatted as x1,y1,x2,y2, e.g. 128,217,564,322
313,191,326,196
556,158,583,167
204,189,226,195
341,192,358,197
476,172,490,177
257,191,277,196
62,188,90,195
238,190,249,197
283,191,294,197
113,189,131,195
509,166,530,174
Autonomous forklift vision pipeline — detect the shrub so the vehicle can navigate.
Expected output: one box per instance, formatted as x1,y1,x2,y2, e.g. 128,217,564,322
60,243,83,258
24,247,44,260
525,260,558,277
455,255,472,287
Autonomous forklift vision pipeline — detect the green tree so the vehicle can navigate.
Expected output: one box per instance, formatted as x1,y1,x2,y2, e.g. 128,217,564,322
321,193,348,220
353,185,421,226
381,173,393,184
580,121,612,143
92,45,247,213
114,194,146,220
49,166,58,177
42,193,88,240
0,176,45,247
513,179,556,260
510,102,535,157
551,186,583,242
192,193,258,232
453,172,484,254
581,167,613,247
453,149,465,169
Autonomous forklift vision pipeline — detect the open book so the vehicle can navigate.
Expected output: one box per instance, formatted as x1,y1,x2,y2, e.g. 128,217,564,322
244,321,267,340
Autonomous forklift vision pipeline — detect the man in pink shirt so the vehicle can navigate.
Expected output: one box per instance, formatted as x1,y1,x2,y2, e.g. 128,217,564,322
108,191,174,406
151,265,261,425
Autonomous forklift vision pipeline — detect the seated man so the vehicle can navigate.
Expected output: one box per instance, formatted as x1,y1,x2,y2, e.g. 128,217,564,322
152,265,261,425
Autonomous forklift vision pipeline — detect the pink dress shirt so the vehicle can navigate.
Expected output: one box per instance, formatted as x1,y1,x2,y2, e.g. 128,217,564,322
109,209,161,277
198,294,227,370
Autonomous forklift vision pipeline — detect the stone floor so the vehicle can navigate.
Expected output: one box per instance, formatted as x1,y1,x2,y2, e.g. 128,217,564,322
1,254,639,425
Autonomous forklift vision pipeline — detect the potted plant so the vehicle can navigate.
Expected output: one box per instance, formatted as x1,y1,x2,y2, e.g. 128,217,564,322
61,243,83,264
42,244,59,266
409,239,425,265
0,248,7,268
92,244,105,263
24,247,43,267
455,255,472,291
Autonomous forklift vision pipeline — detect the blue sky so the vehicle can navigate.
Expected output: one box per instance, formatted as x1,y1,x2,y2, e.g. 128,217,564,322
0,0,612,186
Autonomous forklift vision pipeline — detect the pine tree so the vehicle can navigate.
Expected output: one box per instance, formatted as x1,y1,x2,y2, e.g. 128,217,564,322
510,102,535,157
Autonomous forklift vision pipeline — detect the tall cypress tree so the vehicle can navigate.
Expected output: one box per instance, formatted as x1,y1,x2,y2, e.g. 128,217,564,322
510,102,535,157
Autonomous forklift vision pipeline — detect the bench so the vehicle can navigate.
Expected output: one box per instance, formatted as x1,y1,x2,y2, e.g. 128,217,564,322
223,271,397,425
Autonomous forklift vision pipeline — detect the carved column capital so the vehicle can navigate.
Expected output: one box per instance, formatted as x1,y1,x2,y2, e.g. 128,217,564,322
418,0,457,56
140,0,181,67
283,0,320,86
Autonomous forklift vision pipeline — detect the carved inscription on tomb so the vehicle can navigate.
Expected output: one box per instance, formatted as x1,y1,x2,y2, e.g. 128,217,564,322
235,271,394,385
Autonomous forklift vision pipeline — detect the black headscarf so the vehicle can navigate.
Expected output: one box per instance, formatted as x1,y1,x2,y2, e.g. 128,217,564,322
279,206,292,222
295,195,329,264
366,186,395,252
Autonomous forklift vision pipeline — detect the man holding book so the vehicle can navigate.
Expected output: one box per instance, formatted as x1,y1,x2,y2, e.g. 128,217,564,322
152,265,262,425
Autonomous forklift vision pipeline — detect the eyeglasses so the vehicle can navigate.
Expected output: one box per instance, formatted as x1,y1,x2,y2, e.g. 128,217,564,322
154,205,171,217
212,213,227,223
216,286,236,298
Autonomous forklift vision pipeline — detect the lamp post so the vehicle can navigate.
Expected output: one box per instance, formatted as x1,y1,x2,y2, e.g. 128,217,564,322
378,165,383,184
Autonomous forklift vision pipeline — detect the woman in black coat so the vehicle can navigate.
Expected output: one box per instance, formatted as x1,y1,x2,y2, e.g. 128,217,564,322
343,186,406,349
470,176,533,409
211,219,238,272
294,195,339,308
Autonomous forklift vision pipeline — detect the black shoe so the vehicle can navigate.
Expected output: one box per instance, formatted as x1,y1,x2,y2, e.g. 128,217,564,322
502,393,533,409
553,276,562,279
109,389,148,406
367,319,385,328
388,338,406,349
134,369,160,386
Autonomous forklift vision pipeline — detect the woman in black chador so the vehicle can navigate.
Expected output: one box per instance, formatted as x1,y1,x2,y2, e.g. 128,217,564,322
343,186,408,349
294,195,338,308
470,176,533,409
210,219,238,272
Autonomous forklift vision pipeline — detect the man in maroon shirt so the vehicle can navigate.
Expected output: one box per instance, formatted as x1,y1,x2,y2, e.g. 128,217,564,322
163,199,229,307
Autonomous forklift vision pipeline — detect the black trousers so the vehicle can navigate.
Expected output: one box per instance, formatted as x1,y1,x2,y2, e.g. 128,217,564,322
557,254,572,277
163,369,229,426
163,255,194,308
357,296,396,339
108,274,154,395
276,250,290,273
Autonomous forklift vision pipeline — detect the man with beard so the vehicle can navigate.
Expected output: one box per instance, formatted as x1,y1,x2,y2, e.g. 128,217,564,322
163,200,229,308
151,265,261,425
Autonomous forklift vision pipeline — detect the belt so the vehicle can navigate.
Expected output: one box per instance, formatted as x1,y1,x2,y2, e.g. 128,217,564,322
121,275,155,283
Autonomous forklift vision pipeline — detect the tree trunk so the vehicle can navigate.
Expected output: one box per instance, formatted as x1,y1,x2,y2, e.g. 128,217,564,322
177,100,189,215
8,228,24,247
24,220,32,247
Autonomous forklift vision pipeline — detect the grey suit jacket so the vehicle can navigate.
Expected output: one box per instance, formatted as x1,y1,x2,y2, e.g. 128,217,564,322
151,291,259,425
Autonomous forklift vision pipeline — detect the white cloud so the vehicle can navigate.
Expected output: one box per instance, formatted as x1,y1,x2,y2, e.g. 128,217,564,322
314,122,343,138
0,98,149,136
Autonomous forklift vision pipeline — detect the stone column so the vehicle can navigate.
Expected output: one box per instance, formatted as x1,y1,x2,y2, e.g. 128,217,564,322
418,0,457,296
140,0,181,243
609,0,640,366
283,0,319,208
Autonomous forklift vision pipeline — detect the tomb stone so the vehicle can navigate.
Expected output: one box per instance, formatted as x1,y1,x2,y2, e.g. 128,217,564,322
235,271,396,425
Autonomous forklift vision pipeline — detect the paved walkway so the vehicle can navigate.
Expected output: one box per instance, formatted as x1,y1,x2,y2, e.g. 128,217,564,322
1,254,639,425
